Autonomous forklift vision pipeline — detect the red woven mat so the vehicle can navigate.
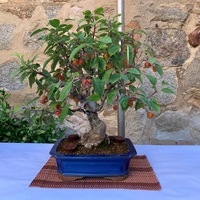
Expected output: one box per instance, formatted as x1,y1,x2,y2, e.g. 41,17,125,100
29,155,161,190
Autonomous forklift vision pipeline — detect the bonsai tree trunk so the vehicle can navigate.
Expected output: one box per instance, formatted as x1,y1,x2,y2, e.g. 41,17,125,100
80,111,107,149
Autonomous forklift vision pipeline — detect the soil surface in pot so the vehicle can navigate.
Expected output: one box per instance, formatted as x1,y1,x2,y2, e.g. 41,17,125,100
57,135,129,155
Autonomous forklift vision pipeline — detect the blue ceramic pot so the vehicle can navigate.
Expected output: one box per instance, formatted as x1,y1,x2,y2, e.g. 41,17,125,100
49,137,137,178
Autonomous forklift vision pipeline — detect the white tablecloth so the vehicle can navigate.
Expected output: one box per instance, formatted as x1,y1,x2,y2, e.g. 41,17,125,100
0,143,200,200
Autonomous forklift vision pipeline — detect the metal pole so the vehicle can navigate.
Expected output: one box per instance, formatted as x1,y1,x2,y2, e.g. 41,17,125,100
117,0,125,32
117,0,125,137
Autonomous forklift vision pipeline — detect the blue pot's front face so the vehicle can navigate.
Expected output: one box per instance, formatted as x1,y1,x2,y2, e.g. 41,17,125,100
50,138,137,177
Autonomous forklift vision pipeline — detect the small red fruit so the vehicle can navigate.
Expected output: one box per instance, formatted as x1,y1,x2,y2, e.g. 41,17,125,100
78,58,85,65
56,73,65,81
82,52,89,58
147,111,155,119
129,101,134,107
72,59,79,67
103,53,110,59
144,61,151,68
39,95,48,104
55,104,61,110
128,99,134,107
113,105,118,110
106,63,113,70
82,79,92,88
54,105,62,116
54,109,61,116
152,66,157,72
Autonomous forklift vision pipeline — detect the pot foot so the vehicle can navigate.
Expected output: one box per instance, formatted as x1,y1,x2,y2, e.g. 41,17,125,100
57,173,129,181
58,173,84,181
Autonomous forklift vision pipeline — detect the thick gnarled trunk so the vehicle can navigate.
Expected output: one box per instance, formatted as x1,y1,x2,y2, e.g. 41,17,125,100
80,111,107,148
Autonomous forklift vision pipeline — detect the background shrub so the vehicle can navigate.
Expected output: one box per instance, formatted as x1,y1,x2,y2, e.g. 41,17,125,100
0,90,65,143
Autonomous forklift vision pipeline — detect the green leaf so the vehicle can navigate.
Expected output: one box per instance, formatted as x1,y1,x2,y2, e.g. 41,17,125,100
135,74,143,83
90,57,106,71
94,7,104,15
108,44,120,56
19,72,29,82
135,99,144,110
154,63,163,76
50,58,59,71
31,28,49,36
109,74,120,84
121,74,129,81
83,10,92,17
161,88,175,94
87,94,101,102
119,95,129,111
69,43,93,61
59,82,72,101
35,79,43,88
150,98,160,112
47,84,57,100
59,104,70,122
149,56,156,64
102,69,113,83
42,69,51,78
28,73,36,88
139,95,151,108
43,56,54,68
127,73,136,83
127,45,134,64
97,36,112,44
90,57,99,68
49,19,60,28
107,90,118,105
127,68,141,75
146,74,157,86
58,24,73,31
162,80,170,86
129,85,136,93
98,57,106,71
92,78,104,97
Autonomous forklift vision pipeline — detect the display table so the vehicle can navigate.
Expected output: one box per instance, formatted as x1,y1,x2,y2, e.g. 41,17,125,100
0,142,200,200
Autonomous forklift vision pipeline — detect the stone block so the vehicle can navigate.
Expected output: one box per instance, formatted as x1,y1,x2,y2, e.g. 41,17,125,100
23,31,43,50
0,24,16,50
155,110,189,132
150,5,188,23
0,60,26,90
183,48,200,90
151,109,200,144
147,29,190,66
140,68,178,105
125,108,147,143
45,5,62,19
184,88,200,108
1,5,36,19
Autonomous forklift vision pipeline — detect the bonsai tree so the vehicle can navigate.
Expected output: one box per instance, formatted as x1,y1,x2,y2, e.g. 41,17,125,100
16,7,173,148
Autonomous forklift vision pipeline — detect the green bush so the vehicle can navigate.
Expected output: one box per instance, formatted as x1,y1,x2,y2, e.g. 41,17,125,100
0,90,65,143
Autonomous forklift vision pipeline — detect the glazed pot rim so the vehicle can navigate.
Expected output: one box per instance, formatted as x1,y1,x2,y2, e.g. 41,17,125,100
49,137,137,158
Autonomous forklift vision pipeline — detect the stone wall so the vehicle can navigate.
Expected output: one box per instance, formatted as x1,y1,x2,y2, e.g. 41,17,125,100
0,0,200,144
